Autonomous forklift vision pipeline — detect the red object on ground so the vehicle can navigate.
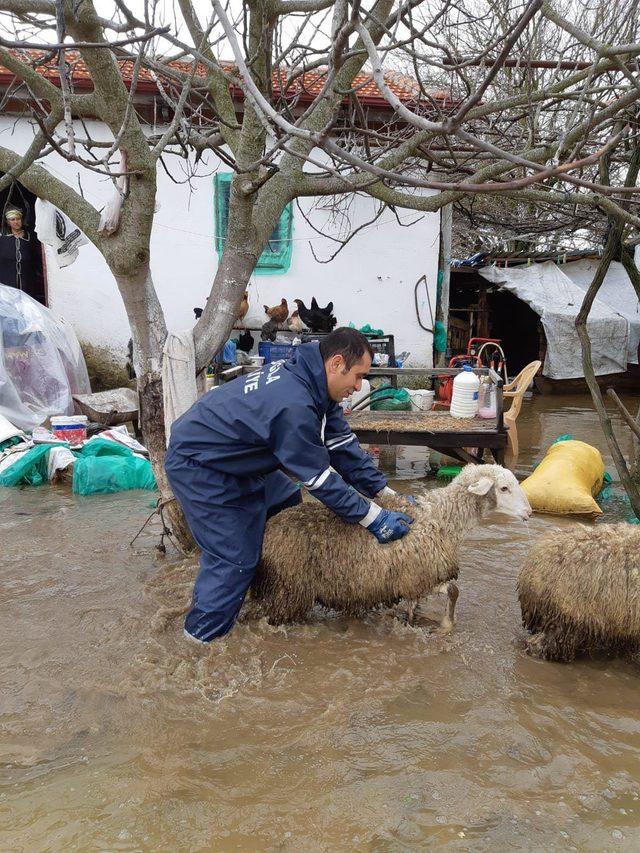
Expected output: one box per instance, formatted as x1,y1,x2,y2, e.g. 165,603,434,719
435,337,505,407
51,425,86,445
436,353,482,406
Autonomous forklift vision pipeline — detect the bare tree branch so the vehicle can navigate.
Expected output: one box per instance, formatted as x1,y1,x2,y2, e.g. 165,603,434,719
0,25,169,50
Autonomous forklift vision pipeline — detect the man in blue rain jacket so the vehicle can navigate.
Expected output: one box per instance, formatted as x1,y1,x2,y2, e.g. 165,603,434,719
165,327,413,644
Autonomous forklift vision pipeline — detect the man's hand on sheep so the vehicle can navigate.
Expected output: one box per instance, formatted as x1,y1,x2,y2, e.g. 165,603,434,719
377,486,417,505
366,508,413,544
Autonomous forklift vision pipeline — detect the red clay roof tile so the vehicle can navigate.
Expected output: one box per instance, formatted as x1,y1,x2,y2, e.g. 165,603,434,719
0,49,450,110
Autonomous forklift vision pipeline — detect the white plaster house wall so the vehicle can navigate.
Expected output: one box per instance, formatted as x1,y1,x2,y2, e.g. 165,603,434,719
0,116,441,368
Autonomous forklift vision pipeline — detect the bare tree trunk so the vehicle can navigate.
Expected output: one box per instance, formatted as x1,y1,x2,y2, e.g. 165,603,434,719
575,222,640,519
114,266,195,551
194,177,286,372
633,402,640,478
619,248,640,476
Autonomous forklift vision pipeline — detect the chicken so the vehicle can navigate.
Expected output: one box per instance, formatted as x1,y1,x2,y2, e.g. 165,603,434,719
261,318,279,341
287,310,305,334
311,296,333,315
263,298,289,325
236,291,249,327
235,328,254,353
293,298,337,333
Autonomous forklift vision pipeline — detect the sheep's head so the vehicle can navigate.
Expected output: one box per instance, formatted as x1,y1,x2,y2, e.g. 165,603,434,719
462,465,532,522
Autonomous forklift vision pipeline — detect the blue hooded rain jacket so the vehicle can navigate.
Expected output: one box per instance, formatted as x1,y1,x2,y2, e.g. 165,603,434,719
165,342,387,642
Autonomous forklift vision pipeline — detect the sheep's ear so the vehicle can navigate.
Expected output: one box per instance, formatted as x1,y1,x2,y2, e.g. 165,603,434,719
467,477,493,496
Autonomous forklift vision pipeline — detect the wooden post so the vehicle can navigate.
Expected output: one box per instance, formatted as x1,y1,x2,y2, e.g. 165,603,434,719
435,204,452,367
575,223,640,519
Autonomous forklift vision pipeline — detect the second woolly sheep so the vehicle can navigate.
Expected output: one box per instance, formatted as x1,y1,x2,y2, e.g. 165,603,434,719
518,523,640,662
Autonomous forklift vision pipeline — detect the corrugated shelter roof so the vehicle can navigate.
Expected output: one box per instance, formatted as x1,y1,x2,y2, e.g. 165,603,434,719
0,49,450,110
452,248,604,269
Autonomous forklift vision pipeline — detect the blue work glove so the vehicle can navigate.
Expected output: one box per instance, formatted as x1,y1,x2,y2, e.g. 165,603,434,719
367,508,413,544
405,495,417,505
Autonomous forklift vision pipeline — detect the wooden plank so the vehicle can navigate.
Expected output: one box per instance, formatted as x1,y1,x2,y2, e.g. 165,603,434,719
368,366,495,377
233,326,391,340
347,409,499,432
220,366,244,381
351,428,507,449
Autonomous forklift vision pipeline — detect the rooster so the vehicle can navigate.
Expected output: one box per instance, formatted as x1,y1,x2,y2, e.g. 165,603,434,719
287,310,305,334
263,298,289,325
236,291,249,327
294,298,337,333
311,296,333,315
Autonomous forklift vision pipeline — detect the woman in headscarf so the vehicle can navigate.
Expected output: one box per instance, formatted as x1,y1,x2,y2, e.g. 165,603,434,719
0,206,45,303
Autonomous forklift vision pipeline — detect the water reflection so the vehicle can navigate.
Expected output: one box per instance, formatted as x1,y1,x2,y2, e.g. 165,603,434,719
2,393,640,850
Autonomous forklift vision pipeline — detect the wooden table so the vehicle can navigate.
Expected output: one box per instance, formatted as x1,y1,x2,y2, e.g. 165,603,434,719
214,364,508,465
347,410,507,465
351,366,508,465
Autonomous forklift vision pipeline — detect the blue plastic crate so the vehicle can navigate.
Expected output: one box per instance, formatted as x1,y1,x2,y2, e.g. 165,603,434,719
258,341,296,364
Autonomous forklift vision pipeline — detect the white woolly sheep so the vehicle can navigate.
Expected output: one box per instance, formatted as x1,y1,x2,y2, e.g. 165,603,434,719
518,523,640,662
252,464,532,630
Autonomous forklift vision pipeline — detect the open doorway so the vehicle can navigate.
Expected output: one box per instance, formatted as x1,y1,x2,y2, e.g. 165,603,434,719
485,288,542,376
448,269,543,377
0,177,46,304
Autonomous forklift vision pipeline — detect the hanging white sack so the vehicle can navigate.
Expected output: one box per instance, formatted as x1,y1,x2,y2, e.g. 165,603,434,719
34,199,88,268
98,150,129,236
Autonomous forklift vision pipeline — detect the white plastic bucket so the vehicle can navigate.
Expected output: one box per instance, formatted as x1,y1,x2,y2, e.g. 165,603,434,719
50,415,88,445
408,389,434,412
344,379,371,413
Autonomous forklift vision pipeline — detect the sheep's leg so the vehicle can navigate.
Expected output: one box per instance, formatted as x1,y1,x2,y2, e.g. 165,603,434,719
433,581,459,634
406,599,418,626
524,623,578,662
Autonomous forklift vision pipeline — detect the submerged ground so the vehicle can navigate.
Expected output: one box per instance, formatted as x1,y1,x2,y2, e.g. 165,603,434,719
2,394,639,851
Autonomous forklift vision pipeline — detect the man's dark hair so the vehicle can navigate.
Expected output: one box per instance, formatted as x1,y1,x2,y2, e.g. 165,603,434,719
319,327,374,369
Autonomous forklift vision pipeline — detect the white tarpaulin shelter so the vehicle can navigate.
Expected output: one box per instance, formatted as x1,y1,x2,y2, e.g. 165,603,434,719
479,261,630,380
561,258,640,366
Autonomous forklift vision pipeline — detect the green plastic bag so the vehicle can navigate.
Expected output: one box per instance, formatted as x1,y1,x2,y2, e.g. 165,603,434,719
79,438,133,458
433,320,447,354
73,454,156,495
0,444,54,487
0,435,23,454
371,387,412,412
72,439,156,494
348,322,385,336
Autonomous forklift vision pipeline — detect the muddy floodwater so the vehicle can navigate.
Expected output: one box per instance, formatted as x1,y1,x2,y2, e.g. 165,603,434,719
2,394,640,851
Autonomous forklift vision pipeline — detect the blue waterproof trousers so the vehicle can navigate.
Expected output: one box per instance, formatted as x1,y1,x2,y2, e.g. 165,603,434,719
165,448,301,643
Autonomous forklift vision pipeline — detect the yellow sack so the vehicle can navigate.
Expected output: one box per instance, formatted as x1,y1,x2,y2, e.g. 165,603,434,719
521,439,605,517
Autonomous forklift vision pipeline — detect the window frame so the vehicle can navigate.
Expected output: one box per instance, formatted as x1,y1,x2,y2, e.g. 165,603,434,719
214,173,293,274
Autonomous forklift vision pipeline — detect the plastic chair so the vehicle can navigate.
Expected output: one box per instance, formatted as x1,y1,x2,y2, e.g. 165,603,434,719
502,360,542,470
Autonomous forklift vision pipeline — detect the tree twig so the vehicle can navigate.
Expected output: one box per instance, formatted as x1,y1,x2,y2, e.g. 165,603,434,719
606,388,640,443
